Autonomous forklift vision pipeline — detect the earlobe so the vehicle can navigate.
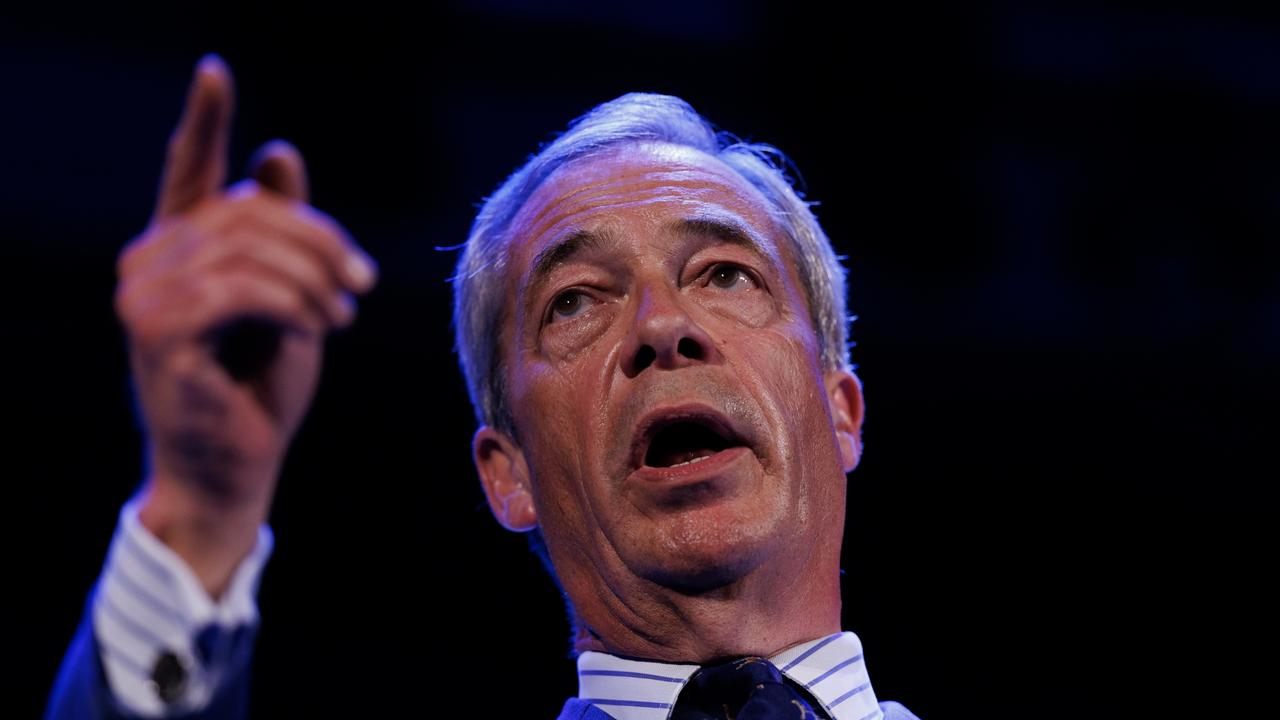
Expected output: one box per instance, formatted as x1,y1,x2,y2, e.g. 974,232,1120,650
472,426,538,532
825,368,866,473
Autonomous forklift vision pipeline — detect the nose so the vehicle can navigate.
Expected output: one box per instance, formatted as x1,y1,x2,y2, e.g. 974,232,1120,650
620,280,722,378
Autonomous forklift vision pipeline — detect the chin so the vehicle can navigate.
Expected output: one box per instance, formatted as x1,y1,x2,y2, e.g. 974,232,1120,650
629,509,785,595
646,558,756,595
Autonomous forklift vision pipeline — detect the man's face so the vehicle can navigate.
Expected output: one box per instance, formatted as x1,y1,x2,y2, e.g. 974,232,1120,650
474,142,863,602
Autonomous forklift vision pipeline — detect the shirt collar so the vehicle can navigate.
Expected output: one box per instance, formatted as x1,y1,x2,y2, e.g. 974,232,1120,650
575,631,882,720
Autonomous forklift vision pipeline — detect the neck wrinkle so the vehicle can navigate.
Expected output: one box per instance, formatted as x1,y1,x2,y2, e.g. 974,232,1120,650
567,570,841,663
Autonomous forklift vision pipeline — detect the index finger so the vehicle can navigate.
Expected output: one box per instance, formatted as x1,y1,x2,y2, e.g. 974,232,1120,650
152,53,236,223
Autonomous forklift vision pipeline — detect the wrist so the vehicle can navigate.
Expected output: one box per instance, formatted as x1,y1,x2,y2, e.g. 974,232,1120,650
136,473,272,599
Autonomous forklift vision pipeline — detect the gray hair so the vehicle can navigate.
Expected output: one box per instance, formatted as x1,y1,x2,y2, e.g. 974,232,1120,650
451,92,852,437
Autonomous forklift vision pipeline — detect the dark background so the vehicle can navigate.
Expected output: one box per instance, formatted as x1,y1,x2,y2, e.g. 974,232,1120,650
5,1,1273,717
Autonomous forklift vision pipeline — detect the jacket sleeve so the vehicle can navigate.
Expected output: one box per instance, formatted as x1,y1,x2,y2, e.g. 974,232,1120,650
45,496,272,719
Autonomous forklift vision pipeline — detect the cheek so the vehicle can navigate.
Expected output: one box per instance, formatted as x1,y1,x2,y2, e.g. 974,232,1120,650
736,324,833,464
512,351,615,497
511,365,574,469
741,327,846,531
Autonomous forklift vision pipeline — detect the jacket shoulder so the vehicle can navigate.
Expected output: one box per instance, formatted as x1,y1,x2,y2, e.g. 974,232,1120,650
555,697,617,720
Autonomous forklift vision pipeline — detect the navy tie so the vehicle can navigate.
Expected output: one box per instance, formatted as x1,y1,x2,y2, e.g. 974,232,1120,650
671,656,831,720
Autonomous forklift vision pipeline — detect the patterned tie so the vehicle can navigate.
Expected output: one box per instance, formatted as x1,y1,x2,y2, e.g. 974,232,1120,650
670,656,831,720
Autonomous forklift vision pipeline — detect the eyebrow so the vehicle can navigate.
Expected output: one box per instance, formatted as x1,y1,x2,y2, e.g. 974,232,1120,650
667,216,770,257
526,216,771,290
528,226,624,290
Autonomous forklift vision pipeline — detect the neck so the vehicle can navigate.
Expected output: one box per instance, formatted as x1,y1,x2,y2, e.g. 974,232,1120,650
566,549,842,663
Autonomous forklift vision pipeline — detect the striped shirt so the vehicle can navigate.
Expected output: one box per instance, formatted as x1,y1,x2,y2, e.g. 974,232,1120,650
576,630,884,720
92,497,273,717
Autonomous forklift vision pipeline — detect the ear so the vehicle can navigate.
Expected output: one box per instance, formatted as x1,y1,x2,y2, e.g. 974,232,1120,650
824,368,865,473
472,425,538,532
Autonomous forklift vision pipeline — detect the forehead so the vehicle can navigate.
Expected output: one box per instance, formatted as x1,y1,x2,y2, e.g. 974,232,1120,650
506,142,783,269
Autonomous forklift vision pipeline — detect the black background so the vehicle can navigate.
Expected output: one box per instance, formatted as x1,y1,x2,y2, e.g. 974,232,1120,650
4,1,1273,717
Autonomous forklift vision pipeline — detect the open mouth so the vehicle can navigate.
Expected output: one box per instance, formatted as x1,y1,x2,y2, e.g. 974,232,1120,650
634,411,748,470
645,420,735,467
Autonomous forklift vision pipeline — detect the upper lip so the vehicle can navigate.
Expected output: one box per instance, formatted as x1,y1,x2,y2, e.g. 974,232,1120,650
628,402,754,470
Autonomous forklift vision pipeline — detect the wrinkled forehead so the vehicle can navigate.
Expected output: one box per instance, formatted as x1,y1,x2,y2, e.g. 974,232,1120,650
504,142,784,272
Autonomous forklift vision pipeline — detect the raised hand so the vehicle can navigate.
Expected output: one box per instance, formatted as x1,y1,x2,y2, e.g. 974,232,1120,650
113,54,377,596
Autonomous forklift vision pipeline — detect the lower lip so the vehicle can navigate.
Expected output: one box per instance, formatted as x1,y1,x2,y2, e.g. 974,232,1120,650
628,446,753,487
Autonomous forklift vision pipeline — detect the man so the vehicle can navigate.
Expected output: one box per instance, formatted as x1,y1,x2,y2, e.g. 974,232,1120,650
46,54,919,720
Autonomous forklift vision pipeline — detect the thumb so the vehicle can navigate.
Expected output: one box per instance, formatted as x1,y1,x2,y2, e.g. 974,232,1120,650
248,139,310,205
153,53,235,222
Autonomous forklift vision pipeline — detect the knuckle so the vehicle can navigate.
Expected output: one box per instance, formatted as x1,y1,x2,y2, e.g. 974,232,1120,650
214,267,301,320
224,179,261,205
298,204,336,232
241,239,323,292
299,206,350,252
198,228,260,272
117,231,156,278
288,213,355,284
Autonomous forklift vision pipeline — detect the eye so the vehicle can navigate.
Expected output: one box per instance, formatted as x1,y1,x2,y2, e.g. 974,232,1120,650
706,263,756,291
547,289,597,323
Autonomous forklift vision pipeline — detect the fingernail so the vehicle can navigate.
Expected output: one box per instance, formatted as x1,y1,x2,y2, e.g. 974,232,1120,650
197,53,225,74
346,254,377,289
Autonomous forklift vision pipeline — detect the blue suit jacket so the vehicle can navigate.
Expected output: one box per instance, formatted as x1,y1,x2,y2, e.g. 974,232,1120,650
45,594,253,720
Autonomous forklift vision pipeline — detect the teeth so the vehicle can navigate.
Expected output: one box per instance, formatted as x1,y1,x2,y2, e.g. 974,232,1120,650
669,453,712,468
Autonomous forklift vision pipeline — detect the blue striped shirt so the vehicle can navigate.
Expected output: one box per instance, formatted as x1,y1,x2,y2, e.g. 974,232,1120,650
576,630,884,720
